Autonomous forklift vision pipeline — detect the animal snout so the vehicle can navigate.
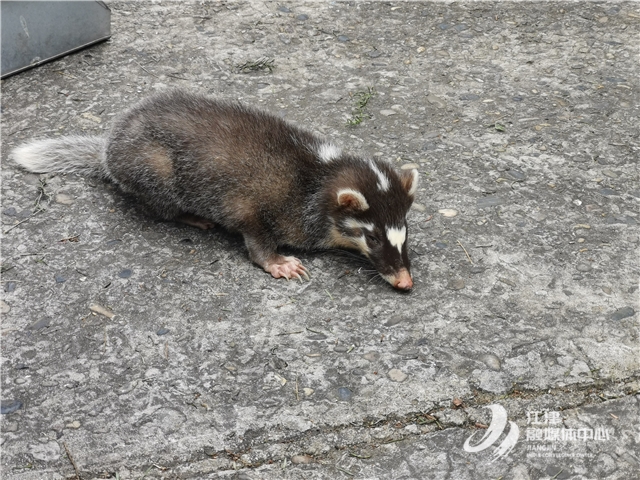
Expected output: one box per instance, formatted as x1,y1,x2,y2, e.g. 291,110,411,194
393,269,413,291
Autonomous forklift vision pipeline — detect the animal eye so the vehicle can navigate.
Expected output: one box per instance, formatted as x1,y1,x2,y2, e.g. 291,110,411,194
366,234,380,246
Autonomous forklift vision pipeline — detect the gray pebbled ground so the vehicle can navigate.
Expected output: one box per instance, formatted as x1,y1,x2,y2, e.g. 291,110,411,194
1,1,639,479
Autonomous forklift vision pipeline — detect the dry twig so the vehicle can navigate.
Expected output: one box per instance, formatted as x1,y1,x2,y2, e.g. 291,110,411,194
457,240,473,264
63,442,81,480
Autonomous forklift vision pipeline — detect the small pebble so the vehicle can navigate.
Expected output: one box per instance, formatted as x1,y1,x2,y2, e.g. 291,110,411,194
291,455,314,464
4,282,17,293
296,14,308,21
438,208,458,217
477,196,505,208
426,95,446,108
505,170,526,181
447,278,465,290
203,447,217,456
608,306,634,321
0,301,10,314
399,349,419,359
388,369,407,382
576,263,592,273
30,318,51,330
118,269,133,278
363,352,379,362
271,357,288,370
54,274,67,283
0,400,23,415
89,304,115,319
602,287,612,295
380,109,397,116
480,354,501,371
385,315,405,326
337,387,352,401
81,112,101,123
401,163,420,170
54,193,74,205
498,277,516,287
307,333,327,341
411,245,429,257
3,421,18,432
303,388,314,397
156,328,170,336
337,35,350,42
277,5,291,12
334,345,348,353
65,420,81,429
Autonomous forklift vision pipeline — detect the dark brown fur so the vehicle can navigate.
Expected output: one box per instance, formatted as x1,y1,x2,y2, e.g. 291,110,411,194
12,90,419,289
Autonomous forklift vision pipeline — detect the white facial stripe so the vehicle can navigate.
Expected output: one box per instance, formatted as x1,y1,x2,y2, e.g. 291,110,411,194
407,169,419,196
353,234,371,255
344,218,374,231
368,159,390,191
317,142,341,163
386,226,406,254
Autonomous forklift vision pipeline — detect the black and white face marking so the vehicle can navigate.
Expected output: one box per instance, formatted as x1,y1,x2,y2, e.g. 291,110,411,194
328,158,419,290
385,225,407,255
339,217,411,275
338,217,374,256
367,159,391,192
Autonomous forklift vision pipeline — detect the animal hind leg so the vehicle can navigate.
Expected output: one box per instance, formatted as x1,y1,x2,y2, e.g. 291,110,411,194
176,213,216,230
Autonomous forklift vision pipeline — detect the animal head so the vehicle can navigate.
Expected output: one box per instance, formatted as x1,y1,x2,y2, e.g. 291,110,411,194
326,157,419,291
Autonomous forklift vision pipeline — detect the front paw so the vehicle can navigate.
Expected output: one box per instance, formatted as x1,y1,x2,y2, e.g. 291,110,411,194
265,256,310,282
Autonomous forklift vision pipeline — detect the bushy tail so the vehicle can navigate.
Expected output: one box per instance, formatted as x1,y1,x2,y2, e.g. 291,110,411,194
10,135,110,179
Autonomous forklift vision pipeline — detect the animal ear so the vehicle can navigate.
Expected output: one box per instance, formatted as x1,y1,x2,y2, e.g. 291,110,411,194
401,169,419,197
336,188,369,212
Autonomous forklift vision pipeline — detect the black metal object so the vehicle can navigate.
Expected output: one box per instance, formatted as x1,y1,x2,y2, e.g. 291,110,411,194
1,1,111,79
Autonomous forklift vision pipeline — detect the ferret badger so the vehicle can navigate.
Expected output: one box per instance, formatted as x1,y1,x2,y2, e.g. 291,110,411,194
11,90,419,290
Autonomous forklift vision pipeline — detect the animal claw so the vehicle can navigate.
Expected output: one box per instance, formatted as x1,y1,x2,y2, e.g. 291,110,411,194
265,256,311,283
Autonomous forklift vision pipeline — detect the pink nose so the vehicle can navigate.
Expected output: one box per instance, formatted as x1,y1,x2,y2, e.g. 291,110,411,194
393,269,413,291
